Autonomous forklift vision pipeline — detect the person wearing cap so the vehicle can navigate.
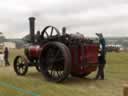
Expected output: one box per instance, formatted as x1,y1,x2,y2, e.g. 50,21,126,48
95,33,106,80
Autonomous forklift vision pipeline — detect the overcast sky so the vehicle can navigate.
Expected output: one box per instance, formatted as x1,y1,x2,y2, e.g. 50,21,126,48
0,0,128,38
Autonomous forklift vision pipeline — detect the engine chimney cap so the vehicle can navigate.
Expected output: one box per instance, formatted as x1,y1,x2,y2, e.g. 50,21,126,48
29,17,35,20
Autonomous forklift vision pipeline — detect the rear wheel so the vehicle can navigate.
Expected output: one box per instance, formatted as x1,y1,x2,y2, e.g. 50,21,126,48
13,56,28,76
39,42,71,82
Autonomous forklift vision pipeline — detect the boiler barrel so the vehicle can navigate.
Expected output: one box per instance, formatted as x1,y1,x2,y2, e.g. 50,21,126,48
24,45,41,59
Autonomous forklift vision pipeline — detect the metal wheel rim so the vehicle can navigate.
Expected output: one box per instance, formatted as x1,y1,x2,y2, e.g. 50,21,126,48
41,26,60,39
14,56,28,75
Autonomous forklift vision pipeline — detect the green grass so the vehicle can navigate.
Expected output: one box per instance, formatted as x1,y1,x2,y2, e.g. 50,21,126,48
0,49,128,96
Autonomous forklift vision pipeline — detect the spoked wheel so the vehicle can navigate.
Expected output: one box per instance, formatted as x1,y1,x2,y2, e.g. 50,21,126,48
41,26,60,39
13,56,28,76
39,42,71,82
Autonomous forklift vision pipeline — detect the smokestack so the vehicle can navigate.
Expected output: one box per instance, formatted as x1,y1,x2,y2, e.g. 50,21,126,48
29,17,35,43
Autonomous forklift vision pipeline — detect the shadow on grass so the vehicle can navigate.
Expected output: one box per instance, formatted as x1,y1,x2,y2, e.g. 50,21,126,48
62,76,96,85
26,72,106,86
26,72,43,81
26,72,98,85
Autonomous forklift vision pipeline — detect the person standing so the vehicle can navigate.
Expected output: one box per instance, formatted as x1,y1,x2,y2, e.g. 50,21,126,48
95,33,106,80
4,47,10,66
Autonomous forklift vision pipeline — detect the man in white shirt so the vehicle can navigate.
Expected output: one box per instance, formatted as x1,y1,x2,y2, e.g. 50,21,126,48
95,33,106,80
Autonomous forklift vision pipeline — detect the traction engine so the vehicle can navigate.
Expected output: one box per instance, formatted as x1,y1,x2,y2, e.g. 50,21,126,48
13,17,99,82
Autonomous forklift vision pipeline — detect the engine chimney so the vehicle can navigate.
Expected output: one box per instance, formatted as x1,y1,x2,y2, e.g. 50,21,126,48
29,17,35,43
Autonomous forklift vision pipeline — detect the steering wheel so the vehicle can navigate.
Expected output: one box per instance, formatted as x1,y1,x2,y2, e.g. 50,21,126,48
41,26,60,39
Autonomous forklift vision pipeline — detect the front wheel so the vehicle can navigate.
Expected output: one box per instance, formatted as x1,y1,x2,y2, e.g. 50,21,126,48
13,56,28,76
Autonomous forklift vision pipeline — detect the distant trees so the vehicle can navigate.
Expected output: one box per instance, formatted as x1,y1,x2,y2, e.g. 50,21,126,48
0,36,5,43
106,37,128,48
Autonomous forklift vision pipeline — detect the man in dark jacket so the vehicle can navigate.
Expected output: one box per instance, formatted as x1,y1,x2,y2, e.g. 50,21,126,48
4,47,10,66
95,33,106,80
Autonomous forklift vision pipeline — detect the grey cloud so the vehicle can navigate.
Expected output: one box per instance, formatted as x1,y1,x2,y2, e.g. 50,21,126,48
0,0,128,38
27,0,128,14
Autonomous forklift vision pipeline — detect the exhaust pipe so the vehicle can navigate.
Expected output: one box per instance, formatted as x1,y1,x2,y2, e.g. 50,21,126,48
29,17,35,43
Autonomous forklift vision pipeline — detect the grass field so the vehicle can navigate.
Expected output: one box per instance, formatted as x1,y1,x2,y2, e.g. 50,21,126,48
0,49,128,96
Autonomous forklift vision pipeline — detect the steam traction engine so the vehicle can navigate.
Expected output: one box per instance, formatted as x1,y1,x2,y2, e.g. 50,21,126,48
13,17,99,82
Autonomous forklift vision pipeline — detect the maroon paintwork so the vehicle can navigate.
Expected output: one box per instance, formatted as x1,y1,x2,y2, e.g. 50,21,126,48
27,45,42,59
70,44,99,74
27,43,99,74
